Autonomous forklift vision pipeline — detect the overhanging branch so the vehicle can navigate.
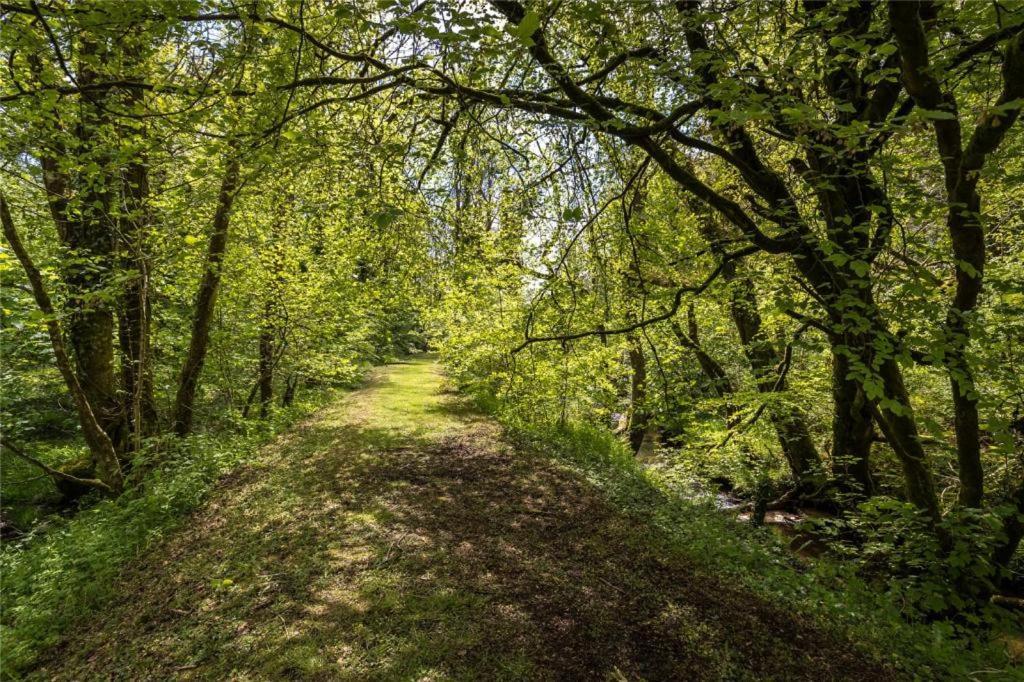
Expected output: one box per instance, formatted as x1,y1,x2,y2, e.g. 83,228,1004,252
511,245,759,353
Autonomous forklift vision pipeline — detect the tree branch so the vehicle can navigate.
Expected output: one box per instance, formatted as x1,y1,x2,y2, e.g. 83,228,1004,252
0,441,112,493
511,245,759,353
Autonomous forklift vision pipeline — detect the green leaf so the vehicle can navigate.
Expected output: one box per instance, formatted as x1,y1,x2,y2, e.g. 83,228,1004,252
850,260,870,277
371,207,402,229
919,109,956,121
510,10,541,47
957,260,980,278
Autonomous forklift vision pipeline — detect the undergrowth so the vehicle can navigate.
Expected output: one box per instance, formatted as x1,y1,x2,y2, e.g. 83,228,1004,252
472,394,1019,680
0,385,341,677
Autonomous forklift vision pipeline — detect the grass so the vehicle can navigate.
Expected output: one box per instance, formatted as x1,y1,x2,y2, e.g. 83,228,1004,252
22,361,559,680
0,384,341,677
7,357,1019,680
485,401,1022,680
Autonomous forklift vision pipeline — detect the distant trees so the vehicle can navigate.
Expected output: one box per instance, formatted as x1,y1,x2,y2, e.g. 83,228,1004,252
1,1,434,493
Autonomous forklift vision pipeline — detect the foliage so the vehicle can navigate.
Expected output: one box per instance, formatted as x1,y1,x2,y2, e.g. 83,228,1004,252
481,393,1015,678
1,0,1024,675
0,386,337,675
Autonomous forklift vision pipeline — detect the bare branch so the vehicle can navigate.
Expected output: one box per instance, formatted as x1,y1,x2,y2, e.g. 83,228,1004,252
511,245,759,353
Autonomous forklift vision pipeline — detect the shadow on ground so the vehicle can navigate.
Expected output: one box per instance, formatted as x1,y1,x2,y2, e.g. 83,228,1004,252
34,363,895,681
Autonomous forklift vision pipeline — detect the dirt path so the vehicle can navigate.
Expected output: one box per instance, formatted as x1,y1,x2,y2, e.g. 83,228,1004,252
34,359,896,681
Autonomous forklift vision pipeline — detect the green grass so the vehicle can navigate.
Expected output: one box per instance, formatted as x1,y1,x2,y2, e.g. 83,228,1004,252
19,358,552,680
7,357,1020,680
0,385,341,677
355,359,465,438
485,402,1021,679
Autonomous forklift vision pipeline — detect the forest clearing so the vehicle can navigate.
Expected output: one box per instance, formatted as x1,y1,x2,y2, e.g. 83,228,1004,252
2,0,1024,679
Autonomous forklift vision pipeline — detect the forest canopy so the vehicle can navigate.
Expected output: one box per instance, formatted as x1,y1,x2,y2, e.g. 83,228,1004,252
2,0,1024,675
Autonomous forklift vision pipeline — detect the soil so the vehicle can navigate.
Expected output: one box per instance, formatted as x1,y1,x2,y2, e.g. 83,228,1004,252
30,360,900,681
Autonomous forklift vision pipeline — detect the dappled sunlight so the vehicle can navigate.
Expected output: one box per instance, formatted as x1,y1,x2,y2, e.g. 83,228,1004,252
4,2,1020,676
35,359,893,681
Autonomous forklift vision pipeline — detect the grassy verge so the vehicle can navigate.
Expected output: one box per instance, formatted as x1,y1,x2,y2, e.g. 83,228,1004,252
21,359,906,680
0,385,341,676
477,397,1017,679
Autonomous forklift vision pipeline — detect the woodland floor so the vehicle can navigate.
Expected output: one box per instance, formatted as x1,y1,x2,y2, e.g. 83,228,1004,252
32,358,900,681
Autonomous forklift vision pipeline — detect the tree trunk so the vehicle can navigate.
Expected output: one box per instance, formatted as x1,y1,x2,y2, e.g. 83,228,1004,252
728,275,821,485
110,37,158,452
870,357,943,526
688,209,823,485
281,373,298,407
33,37,125,461
890,0,1024,511
118,154,158,448
2,194,123,493
242,380,260,419
830,352,875,497
258,303,275,419
68,279,123,451
671,306,736,402
172,155,242,436
625,334,648,454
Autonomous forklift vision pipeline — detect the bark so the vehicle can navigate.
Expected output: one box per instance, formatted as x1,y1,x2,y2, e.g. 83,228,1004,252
172,156,242,435
1,194,123,493
258,307,275,420
243,331,287,419
830,352,875,497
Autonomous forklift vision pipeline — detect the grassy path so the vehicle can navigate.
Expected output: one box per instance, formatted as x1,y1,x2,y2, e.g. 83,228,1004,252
35,358,894,680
